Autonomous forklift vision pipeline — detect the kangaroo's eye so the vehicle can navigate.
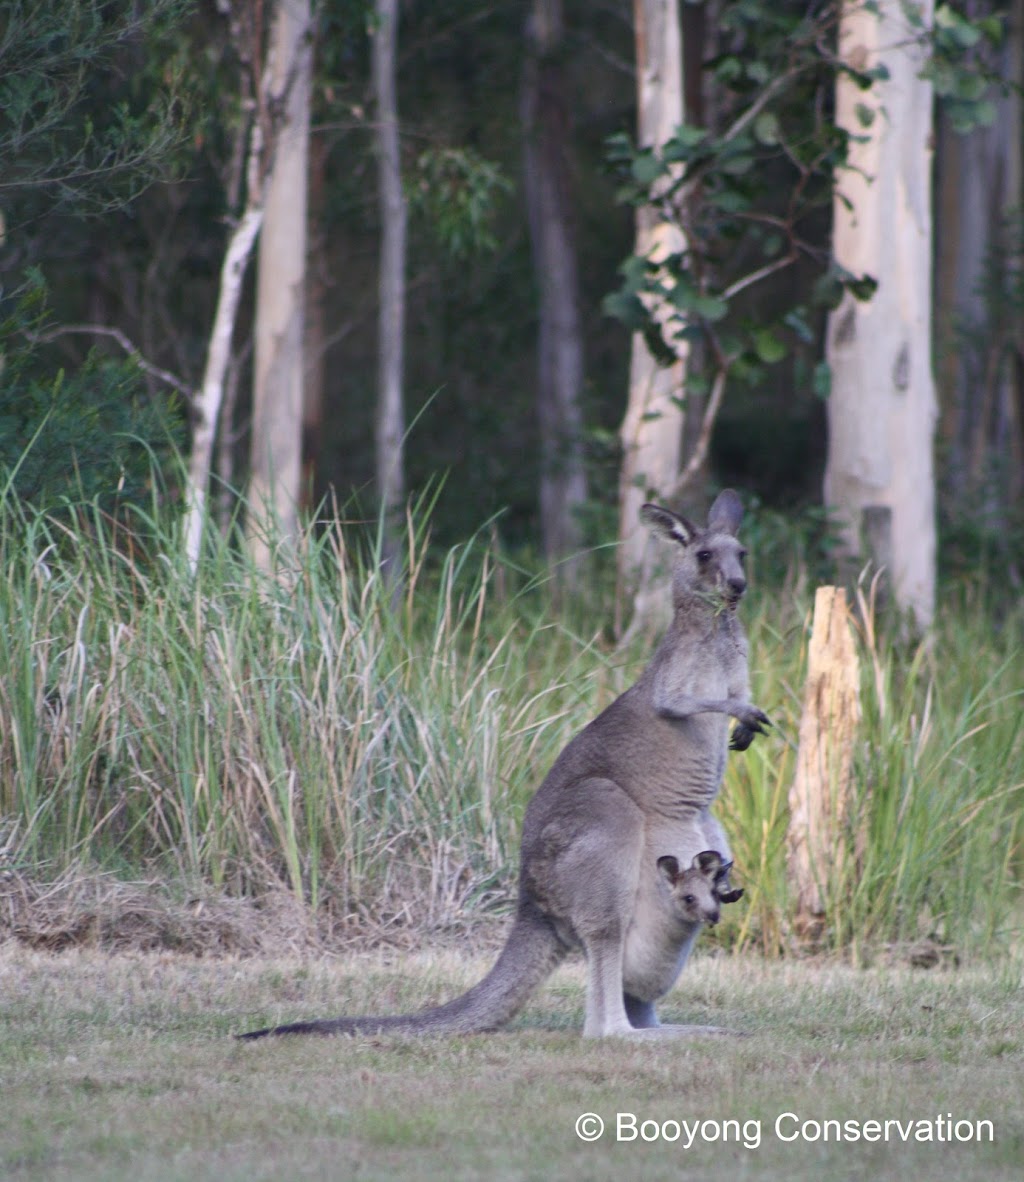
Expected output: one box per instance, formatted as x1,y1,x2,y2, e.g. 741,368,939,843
738,549,748,562
683,894,696,906
696,550,712,564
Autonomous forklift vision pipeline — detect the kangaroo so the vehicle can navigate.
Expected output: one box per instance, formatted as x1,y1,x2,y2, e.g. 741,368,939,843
622,850,730,1006
238,490,769,1041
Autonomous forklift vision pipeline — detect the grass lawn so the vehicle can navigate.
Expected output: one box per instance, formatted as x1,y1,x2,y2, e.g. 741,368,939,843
2,942,1023,1181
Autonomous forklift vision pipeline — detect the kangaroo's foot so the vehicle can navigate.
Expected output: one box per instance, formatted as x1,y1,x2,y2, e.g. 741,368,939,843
623,993,659,1029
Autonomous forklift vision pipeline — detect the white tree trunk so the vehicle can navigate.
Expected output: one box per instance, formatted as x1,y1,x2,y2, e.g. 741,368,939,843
372,0,407,560
617,0,688,628
824,0,937,629
247,0,312,571
184,206,263,569
184,92,265,573
522,0,588,584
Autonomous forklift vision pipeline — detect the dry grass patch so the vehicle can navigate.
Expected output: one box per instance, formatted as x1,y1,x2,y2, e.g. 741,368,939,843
2,944,1023,1182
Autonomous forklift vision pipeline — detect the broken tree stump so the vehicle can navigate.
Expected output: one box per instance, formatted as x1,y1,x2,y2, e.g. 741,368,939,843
786,585,862,939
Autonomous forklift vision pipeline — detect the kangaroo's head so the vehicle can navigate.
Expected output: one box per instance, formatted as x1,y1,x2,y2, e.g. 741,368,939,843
657,850,726,927
640,490,747,614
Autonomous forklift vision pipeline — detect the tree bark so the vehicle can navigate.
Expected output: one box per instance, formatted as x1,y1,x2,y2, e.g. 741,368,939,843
372,0,407,567
303,128,329,510
824,0,938,629
184,105,263,572
934,0,1024,516
522,0,588,586
617,0,688,632
247,0,312,572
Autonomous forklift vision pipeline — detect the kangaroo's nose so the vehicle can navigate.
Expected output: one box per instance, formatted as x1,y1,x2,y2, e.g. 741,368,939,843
727,577,746,598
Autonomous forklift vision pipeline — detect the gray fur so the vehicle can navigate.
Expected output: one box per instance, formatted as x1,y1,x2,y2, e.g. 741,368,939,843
238,490,768,1042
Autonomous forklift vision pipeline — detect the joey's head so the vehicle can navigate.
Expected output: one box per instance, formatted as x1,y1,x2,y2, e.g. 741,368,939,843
656,850,725,927
640,490,748,614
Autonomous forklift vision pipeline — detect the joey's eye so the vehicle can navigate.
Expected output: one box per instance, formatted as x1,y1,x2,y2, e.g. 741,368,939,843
683,894,695,906
696,550,712,564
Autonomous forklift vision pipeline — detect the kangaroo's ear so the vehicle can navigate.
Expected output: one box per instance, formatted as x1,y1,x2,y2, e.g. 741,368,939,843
719,887,745,904
707,489,743,537
692,850,724,878
641,503,698,546
713,859,734,884
656,855,681,883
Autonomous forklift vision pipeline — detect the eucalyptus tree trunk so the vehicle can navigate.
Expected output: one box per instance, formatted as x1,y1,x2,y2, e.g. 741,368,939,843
184,201,262,571
824,0,937,629
372,0,407,568
303,130,329,509
184,30,265,573
247,0,312,572
935,0,1024,519
522,0,588,586
616,0,688,633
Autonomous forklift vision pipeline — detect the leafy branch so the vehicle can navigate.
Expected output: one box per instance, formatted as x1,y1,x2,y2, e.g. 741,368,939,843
603,0,1005,495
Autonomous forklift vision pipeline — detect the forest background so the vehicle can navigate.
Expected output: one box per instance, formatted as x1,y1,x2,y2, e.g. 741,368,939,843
0,0,1022,963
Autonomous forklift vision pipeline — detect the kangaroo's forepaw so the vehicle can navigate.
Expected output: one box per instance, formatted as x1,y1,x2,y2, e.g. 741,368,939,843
730,708,770,749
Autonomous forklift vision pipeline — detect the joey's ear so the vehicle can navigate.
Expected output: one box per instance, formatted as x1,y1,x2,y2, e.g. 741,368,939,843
657,855,681,882
692,850,724,878
641,503,698,546
707,489,743,537
719,887,745,904
713,859,734,884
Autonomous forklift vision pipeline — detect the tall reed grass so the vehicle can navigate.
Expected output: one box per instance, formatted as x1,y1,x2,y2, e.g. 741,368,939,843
721,574,1024,959
0,494,612,933
0,489,1020,956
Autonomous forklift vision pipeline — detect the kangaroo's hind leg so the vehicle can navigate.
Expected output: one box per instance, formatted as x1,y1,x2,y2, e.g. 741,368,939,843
529,778,645,1038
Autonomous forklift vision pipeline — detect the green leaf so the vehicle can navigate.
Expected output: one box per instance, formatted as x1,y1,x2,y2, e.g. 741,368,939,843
784,307,814,344
846,274,878,302
631,152,666,185
812,272,845,310
663,124,708,162
668,278,700,312
620,253,650,294
602,291,648,331
978,16,1004,44
753,328,786,365
813,361,831,399
715,56,743,84
721,154,755,176
605,131,634,162
904,2,925,29
693,295,729,322
972,100,998,128
707,189,752,214
754,112,781,146
854,102,876,128
936,4,981,47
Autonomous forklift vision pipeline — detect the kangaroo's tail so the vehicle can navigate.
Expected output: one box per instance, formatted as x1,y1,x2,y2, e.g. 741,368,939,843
236,903,565,1040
